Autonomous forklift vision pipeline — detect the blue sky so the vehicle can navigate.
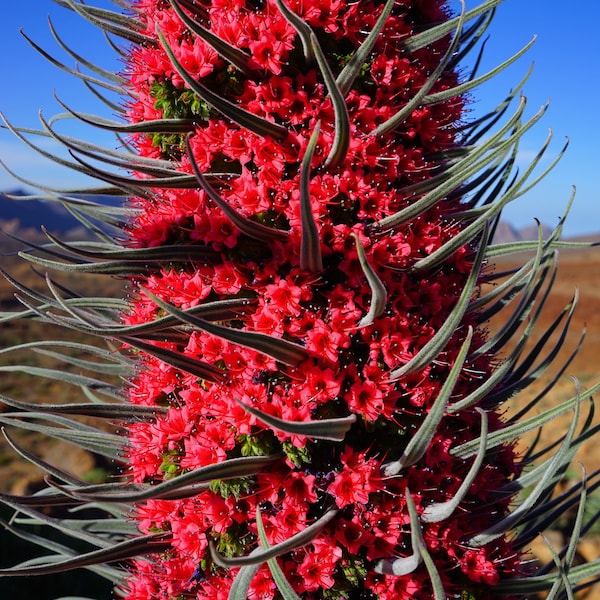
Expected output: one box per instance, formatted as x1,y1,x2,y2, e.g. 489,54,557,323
0,0,598,237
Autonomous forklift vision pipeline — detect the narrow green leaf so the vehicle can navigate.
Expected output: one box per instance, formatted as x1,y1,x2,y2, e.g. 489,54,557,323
236,399,356,441
351,233,387,327
541,535,572,600
469,242,542,314
256,507,302,600
554,467,587,595
0,426,120,460
210,508,337,568
448,10,493,78
389,228,486,380
0,113,126,187
422,408,488,523
0,532,171,576
376,489,445,599
228,563,262,600
375,492,421,575
447,281,552,413
376,96,535,231
16,251,157,276
142,289,309,367
0,396,166,421
468,395,581,547
309,32,350,168
336,0,394,96
0,338,130,366
0,489,81,508
39,121,165,174
299,122,323,272
44,297,256,337
185,135,289,243
0,517,124,582
120,336,228,384
40,229,219,263
169,0,254,77
0,365,119,397
422,35,536,106
19,30,127,94
61,150,199,195
383,327,473,475
67,454,282,503
53,0,153,45
2,428,89,488
462,62,533,146
403,0,503,52
49,95,196,135
373,1,465,138
470,237,552,360
46,15,125,84
0,499,115,552
274,0,315,63
486,291,579,407
453,380,600,459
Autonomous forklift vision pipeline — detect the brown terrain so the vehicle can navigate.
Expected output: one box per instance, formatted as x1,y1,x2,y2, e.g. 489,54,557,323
0,227,598,596
486,242,600,596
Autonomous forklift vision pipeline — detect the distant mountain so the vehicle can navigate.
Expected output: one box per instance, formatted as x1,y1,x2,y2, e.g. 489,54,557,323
491,221,555,244
0,188,123,237
0,188,586,246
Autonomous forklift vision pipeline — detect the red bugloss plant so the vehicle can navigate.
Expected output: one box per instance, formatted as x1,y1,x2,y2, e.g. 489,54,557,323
120,1,519,597
1,1,599,599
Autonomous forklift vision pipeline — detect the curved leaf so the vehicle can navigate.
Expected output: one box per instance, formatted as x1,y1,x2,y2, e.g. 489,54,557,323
210,508,338,568
157,29,289,141
299,122,323,272
236,399,356,442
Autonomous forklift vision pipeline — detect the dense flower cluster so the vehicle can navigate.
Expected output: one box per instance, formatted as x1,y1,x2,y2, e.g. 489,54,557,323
118,0,522,598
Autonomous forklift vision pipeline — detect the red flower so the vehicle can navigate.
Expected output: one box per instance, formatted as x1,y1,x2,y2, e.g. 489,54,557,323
460,549,500,586
328,448,378,508
296,539,342,591
346,379,384,422
306,319,349,363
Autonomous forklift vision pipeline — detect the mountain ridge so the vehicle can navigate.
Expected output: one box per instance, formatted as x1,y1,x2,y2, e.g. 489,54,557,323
0,188,123,239
0,188,595,244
